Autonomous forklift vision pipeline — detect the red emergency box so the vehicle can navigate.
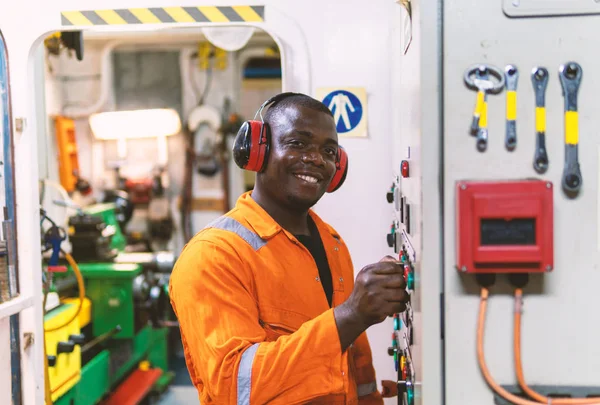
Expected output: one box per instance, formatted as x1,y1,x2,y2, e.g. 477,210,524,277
455,179,554,274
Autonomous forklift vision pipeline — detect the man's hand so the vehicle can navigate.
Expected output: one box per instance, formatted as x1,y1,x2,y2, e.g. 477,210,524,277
334,256,410,351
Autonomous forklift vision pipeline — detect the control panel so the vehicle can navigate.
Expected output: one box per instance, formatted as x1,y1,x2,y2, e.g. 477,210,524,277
386,161,417,405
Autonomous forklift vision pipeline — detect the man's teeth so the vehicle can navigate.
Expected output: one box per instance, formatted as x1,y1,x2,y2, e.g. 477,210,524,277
295,174,318,183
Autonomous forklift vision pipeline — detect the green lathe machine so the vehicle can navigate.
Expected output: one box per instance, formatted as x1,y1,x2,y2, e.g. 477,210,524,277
44,203,179,405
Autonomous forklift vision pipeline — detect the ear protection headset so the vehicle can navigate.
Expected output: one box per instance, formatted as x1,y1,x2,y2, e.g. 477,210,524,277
232,92,349,193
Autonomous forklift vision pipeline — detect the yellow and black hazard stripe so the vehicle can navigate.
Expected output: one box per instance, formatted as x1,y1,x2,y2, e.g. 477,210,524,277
61,5,264,26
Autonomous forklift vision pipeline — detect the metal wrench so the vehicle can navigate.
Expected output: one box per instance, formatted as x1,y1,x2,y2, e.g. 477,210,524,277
474,68,490,151
465,66,488,136
464,64,505,152
559,62,583,195
504,65,518,150
531,67,549,173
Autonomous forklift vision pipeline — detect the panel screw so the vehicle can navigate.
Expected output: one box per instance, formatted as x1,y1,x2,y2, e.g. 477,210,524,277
460,266,467,272
546,265,552,272
546,182,552,189
460,184,467,190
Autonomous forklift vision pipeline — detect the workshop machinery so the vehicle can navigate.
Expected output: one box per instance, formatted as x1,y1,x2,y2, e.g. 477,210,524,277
43,203,176,405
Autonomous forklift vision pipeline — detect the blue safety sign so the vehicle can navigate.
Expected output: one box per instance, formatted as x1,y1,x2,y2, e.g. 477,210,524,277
322,89,364,134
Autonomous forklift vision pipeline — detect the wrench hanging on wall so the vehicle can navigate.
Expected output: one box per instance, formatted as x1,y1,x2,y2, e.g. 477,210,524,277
464,64,505,152
558,62,583,196
531,67,549,174
468,67,488,137
504,65,518,151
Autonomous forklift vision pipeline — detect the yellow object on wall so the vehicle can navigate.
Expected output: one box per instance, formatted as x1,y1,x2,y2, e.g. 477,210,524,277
198,42,228,71
54,117,80,193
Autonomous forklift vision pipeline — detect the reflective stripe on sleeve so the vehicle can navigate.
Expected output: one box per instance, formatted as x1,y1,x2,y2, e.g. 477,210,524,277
237,343,260,405
357,381,378,397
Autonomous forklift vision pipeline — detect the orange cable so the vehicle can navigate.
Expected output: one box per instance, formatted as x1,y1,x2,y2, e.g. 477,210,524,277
44,252,85,332
477,287,546,405
513,289,600,405
43,251,84,403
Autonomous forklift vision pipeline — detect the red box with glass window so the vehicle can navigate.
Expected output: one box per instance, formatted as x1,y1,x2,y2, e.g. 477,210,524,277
455,179,554,274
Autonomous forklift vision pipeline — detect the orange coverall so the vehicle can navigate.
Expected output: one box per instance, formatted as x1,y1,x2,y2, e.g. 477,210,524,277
169,191,383,404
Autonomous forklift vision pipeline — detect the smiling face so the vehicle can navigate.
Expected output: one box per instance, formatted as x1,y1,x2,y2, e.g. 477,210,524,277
255,104,339,212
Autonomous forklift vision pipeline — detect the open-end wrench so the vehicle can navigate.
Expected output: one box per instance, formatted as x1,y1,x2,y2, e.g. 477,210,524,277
504,65,518,150
559,62,583,195
531,67,549,174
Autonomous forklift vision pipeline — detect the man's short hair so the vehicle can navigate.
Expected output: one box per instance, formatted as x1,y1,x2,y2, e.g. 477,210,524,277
264,93,334,126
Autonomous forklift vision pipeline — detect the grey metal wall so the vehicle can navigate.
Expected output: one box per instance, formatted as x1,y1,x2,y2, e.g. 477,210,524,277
393,0,600,404
442,2,600,404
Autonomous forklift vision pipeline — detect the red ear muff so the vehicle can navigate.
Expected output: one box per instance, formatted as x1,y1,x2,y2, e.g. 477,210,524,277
232,120,270,172
327,145,349,193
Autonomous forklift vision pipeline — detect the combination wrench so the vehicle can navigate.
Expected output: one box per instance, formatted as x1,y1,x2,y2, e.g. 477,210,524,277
474,68,490,151
469,66,489,137
504,65,518,151
531,67,549,174
464,64,505,152
558,62,583,195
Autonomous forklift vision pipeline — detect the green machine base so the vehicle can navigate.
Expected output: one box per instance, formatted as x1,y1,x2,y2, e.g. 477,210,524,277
55,326,171,405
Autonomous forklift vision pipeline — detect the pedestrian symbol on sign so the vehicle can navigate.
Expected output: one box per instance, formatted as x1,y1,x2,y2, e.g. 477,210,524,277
322,90,363,134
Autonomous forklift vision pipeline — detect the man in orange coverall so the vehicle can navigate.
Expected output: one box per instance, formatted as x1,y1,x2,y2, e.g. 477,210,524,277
169,92,410,404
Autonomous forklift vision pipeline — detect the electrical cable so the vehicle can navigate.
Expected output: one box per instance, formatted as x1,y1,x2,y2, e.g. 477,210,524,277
43,251,85,332
477,287,549,405
189,51,213,105
40,210,84,404
42,250,84,404
199,65,213,105
514,288,600,404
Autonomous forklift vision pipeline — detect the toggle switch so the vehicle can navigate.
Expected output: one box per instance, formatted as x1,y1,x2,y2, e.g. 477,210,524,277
407,271,415,290
387,224,396,248
386,184,395,203
387,233,395,248
391,333,398,371
406,381,415,405
47,355,57,367
393,314,402,331
401,160,410,178
401,356,407,380
57,341,75,355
